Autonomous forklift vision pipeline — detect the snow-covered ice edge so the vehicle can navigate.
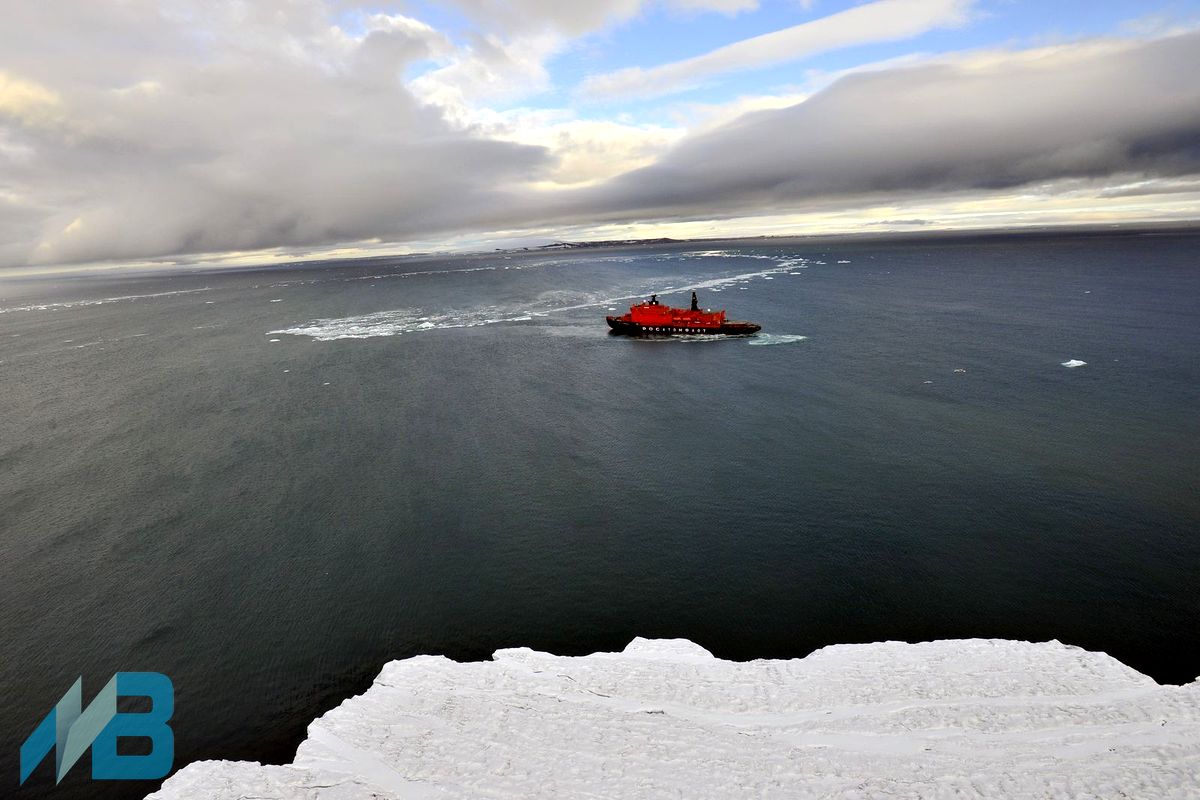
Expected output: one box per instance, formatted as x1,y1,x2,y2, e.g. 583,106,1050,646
148,638,1200,799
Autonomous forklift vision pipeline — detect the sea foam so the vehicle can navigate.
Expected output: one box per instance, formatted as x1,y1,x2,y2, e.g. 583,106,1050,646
0,287,213,314
747,334,808,346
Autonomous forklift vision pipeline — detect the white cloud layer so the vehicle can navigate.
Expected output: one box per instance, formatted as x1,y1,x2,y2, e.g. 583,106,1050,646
0,2,1198,270
569,32,1200,224
443,0,760,36
580,0,975,100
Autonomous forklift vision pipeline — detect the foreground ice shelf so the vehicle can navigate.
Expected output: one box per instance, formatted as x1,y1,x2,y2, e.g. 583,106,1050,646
149,637,1200,799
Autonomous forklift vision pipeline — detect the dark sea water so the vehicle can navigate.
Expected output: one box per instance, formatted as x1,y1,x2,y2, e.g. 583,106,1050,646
2,231,1198,798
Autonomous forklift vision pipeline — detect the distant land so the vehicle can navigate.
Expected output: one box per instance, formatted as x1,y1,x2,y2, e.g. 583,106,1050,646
3,221,1197,282
512,220,1200,254
520,237,684,250
220,219,1200,273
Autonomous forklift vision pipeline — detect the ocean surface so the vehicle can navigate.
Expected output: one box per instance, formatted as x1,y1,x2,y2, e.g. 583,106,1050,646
2,231,1198,798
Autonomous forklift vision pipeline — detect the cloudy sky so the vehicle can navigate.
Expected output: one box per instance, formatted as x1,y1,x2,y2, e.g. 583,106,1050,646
2,0,1199,270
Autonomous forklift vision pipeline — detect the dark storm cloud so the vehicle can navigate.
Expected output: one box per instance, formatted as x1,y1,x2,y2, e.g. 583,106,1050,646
0,1,550,267
570,31,1200,223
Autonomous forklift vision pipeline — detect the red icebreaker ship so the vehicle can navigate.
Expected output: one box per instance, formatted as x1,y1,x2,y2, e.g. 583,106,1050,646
606,291,761,336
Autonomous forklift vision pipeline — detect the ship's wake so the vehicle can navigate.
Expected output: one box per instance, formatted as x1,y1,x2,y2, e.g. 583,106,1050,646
270,252,812,342
272,307,535,340
747,334,809,346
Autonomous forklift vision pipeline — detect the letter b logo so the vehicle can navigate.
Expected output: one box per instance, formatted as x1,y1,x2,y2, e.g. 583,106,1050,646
19,672,174,784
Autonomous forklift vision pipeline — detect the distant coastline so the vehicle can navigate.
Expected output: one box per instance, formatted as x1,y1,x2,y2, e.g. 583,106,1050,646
5,220,1199,283
505,219,1200,254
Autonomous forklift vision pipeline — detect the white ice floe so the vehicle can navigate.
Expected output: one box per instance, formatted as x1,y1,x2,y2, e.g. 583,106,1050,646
680,249,774,260
149,638,1200,800
1062,359,1088,368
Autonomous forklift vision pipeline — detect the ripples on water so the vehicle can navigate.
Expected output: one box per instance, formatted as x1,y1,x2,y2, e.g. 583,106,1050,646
1,232,1198,800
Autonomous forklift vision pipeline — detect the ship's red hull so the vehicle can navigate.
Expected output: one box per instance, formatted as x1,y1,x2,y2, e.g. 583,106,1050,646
606,316,760,335
607,296,760,336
